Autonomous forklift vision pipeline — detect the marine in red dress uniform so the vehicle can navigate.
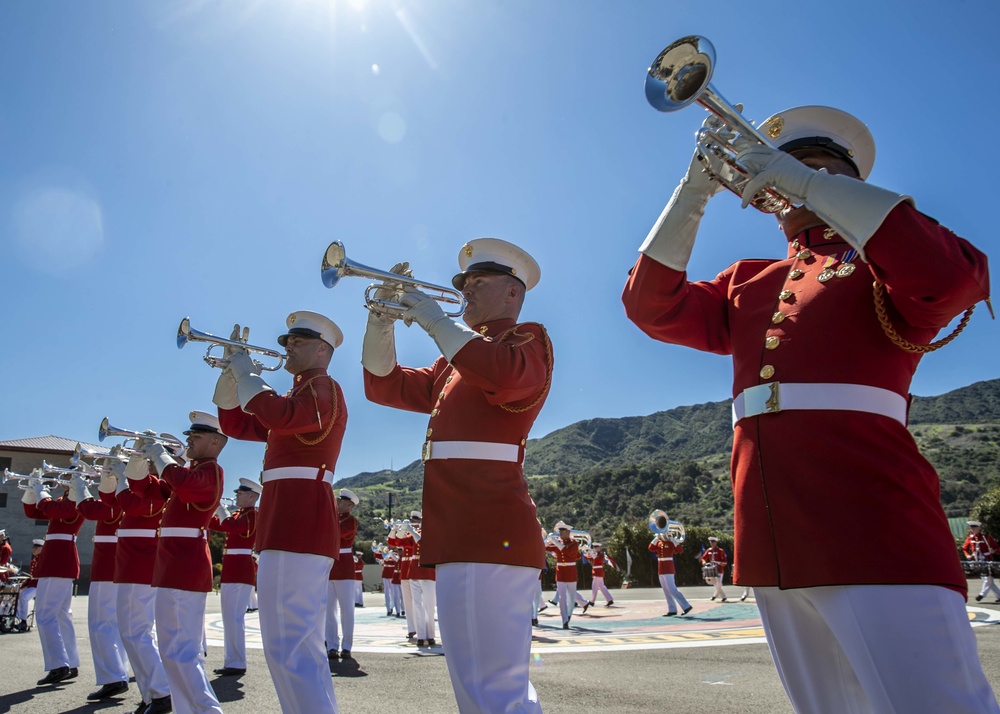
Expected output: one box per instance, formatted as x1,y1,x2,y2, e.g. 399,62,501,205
648,533,690,615
585,542,614,607
396,513,436,646
353,551,365,606
16,541,44,626
387,523,416,638
326,488,359,660
622,99,997,712
0,530,12,583
22,478,84,685
215,310,347,714
72,471,130,700
701,537,728,601
544,522,586,628
209,476,260,675
133,410,226,714
963,521,1000,602
363,238,551,713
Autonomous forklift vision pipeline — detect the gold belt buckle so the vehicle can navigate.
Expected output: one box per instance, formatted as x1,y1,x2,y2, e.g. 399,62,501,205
421,440,433,463
764,381,781,413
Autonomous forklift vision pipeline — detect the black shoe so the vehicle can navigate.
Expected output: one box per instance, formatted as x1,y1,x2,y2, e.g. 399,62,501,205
134,703,150,714
213,667,246,676
976,594,984,602
605,600,614,607
562,622,569,629
531,618,538,626
354,603,363,608
387,610,393,616
710,596,716,601
327,649,339,660
548,599,558,606
995,599,1000,604
145,695,172,714
37,667,71,686
416,639,427,647
663,612,677,617
721,597,728,602
406,631,416,639
581,602,590,614
16,619,28,631
588,601,595,607
537,604,548,612
340,650,352,660
682,606,693,615
65,667,78,680
88,681,129,700
427,639,435,647
740,595,747,601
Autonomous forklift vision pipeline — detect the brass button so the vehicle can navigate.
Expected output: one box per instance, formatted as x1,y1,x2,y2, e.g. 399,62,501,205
796,250,812,260
520,438,526,446
791,240,800,250
771,312,786,324
788,269,804,280
779,290,793,301
445,375,453,384
760,365,775,379
430,409,438,417
438,392,446,400
764,336,780,350
426,428,433,438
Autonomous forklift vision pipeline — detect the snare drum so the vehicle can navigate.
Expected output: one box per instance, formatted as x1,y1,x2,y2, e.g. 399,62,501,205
702,563,718,585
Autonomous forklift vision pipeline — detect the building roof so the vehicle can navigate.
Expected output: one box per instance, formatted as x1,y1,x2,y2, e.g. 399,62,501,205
0,436,109,455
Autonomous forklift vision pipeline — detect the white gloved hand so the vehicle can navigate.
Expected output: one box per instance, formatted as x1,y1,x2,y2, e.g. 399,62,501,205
141,442,177,476
369,262,412,324
215,503,231,521
737,145,815,208
225,324,250,362
68,474,93,503
227,350,275,410
115,468,130,495
400,290,479,363
125,454,149,481
32,478,50,503
396,522,410,535
638,117,726,270
98,471,117,495
213,369,240,410
21,478,40,505
362,312,398,378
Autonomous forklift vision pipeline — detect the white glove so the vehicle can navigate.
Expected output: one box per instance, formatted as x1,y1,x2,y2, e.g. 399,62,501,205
141,442,177,476
388,526,398,539
369,262,412,324
225,324,250,361
410,528,421,543
21,478,40,505
213,369,240,410
32,478,50,503
227,351,275,410
125,454,149,481
670,536,682,547
737,145,911,256
115,468,131,495
68,474,93,503
396,522,410,535
400,290,479,363
98,471,117,494
362,266,409,378
638,115,726,271
215,503,231,521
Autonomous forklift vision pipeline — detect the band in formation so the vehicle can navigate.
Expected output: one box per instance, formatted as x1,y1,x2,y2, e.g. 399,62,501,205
1,32,998,714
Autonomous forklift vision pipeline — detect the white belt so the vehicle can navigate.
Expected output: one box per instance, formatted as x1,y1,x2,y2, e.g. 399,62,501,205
556,563,577,567
421,440,520,463
261,466,335,485
732,382,907,428
339,548,353,554
93,536,118,544
45,534,76,542
657,557,674,561
118,529,157,538
225,549,253,556
159,527,206,538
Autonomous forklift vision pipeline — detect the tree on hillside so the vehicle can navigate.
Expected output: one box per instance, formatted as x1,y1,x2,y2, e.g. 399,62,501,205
971,485,1000,538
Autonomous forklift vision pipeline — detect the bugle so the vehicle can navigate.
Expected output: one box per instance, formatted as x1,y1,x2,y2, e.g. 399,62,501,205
2,468,60,489
644,35,793,213
99,418,185,453
648,509,686,544
177,317,286,372
41,461,100,483
70,443,122,467
320,241,466,320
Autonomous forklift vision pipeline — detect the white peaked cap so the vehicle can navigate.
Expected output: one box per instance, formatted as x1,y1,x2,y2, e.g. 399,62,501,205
760,105,875,180
410,510,422,519
338,488,359,505
554,520,572,531
32,539,45,547
278,310,344,350
452,238,540,291
237,477,262,495
185,410,221,435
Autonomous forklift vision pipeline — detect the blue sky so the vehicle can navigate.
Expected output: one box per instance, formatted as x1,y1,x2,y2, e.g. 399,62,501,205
2,1,998,491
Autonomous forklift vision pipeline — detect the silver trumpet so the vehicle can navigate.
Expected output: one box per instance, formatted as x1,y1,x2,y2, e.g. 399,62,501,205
321,241,466,320
2,468,61,489
99,418,185,453
41,461,100,483
177,318,286,372
71,442,124,467
648,509,686,544
645,35,793,213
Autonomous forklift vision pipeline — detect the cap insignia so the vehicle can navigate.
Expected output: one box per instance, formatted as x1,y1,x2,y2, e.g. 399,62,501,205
189,411,197,421
289,314,297,324
765,116,784,139
463,243,473,257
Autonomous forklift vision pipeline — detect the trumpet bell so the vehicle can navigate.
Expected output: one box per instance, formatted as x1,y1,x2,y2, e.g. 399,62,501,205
321,242,348,289
644,35,716,113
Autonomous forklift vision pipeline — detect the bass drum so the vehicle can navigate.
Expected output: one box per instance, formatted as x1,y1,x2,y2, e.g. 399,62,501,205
702,563,718,585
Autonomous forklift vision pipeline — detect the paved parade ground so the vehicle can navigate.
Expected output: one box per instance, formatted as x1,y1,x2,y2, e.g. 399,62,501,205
2,583,999,713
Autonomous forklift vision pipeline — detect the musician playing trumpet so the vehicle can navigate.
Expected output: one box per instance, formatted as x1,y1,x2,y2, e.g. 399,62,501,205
584,543,615,608
545,521,589,629
648,527,691,616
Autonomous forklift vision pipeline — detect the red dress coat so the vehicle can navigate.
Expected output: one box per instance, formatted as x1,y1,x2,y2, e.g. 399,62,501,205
114,478,167,585
623,204,988,594
131,458,223,593
354,555,365,581
219,368,346,559
365,318,552,569
23,496,84,579
407,532,436,581
210,507,258,586
77,494,124,582
546,540,580,583
963,534,999,561
329,514,358,580
702,546,728,577
22,554,40,589
648,539,683,575
0,542,12,582
586,552,607,578
377,554,396,580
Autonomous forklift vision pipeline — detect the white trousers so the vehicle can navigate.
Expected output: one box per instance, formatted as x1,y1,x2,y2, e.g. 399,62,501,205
248,588,258,610
410,579,436,640
155,588,222,714
382,578,393,612
221,582,253,669
89,581,129,684
401,579,415,633
555,581,579,625
590,576,612,604
16,585,36,621
436,563,542,714
978,572,1000,600
325,579,356,652
532,581,543,614
391,583,403,615
117,582,170,702
35,577,79,671
755,585,1000,714
354,579,364,605
257,550,338,714
657,573,690,613
551,585,588,607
